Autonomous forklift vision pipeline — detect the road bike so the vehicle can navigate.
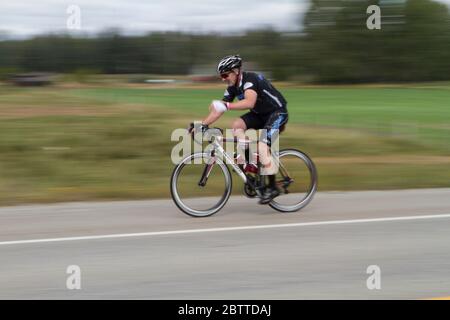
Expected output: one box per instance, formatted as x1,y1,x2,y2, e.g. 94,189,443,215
170,127,317,217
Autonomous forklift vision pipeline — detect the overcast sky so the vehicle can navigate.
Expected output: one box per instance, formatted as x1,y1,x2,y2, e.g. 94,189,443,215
0,0,305,38
1,0,449,39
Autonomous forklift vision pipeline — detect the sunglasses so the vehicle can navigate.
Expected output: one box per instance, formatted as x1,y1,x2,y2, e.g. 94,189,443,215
220,72,231,79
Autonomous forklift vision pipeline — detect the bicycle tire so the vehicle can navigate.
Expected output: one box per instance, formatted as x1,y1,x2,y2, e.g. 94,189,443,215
170,152,232,217
269,148,318,213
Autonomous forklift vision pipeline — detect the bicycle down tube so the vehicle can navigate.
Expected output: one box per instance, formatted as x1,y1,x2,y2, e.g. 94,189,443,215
212,139,248,183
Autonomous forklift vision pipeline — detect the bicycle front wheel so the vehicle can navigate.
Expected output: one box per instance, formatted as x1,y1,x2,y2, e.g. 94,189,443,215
170,152,232,217
269,148,318,213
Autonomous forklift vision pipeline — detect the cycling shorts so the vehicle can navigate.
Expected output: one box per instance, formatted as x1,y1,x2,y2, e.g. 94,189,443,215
240,110,288,146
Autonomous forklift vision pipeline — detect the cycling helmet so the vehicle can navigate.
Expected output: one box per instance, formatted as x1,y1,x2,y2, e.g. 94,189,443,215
217,55,242,74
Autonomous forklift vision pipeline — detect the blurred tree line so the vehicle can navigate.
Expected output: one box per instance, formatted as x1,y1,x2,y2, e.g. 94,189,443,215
0,0,449,83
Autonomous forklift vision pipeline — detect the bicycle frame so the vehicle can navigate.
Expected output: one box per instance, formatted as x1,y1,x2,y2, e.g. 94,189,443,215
172,129,318,216
199,135,292,191
206,137,248,183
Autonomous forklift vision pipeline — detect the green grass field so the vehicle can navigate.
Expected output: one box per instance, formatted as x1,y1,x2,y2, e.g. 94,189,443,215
0,82,449,205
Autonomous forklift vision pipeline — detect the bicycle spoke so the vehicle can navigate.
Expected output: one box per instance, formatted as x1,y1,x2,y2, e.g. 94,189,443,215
269,149,317,212
171,152,232,217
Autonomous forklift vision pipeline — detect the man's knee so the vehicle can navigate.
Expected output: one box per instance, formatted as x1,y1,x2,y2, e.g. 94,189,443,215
232,118,246,131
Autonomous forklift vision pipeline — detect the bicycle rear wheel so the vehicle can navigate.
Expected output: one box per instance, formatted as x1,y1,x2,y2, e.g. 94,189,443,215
269,148,317,212
170,152,232,217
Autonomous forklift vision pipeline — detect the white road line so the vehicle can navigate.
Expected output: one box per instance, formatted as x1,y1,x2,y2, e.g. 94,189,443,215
1,213,450,246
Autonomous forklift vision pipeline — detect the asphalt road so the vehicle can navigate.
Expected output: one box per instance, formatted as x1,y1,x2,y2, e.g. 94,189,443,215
0,188,449,299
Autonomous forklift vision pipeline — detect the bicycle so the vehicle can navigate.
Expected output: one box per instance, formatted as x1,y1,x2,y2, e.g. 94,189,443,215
170,126,317,217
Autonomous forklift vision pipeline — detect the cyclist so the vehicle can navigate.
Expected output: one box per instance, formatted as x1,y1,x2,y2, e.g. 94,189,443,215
197,54,289,204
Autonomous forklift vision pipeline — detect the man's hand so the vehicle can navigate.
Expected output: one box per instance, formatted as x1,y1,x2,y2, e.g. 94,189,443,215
202,101,225,126
188,122,208,137
211,100,228,113
188,122,195,134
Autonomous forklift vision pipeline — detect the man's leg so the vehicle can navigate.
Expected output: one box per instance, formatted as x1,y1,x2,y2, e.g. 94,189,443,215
232,118,247,141
258,141,278,175
232,118,248,164
258,140,280,204
258,112,288,204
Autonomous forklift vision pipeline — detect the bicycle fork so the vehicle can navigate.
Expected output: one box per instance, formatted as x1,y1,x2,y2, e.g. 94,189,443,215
198,142,248,187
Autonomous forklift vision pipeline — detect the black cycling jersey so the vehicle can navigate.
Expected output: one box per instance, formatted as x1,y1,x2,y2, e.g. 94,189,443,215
222,71,287,115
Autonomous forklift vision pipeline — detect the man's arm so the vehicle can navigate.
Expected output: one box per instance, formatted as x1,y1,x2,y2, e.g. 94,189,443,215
226,89,257,110
201,89,257,125
202,103,223,125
